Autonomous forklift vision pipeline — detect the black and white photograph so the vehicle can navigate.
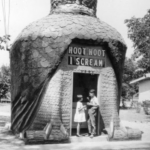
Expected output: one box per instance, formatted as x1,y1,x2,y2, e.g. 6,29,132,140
0,0,150,149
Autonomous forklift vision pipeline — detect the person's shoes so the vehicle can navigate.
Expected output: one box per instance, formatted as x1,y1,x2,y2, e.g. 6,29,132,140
90,134,94,138
76,134,81,137
85,133,91,137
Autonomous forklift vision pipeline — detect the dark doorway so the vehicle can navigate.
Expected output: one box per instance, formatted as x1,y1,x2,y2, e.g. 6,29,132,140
71,73,98,136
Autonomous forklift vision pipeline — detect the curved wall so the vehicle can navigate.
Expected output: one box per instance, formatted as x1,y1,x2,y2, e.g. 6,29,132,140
28,44,120,140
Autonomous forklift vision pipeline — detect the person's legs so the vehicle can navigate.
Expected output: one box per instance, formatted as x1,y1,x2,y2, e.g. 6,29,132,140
90,109,97,137
91,115,96,135
77,123,80,135
87,117,92,134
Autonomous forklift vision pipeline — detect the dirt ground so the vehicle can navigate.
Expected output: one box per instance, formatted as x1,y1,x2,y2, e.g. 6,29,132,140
0,103,150,150
0,103,10,113
120,108,150,122
119,108,150,142
0,103,10,123
0,103,150,122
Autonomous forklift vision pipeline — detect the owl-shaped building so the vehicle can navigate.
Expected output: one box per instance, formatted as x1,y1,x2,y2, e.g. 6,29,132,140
11,0,142,142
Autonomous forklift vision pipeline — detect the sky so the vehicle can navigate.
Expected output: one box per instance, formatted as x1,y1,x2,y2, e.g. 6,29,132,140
0,0,150,67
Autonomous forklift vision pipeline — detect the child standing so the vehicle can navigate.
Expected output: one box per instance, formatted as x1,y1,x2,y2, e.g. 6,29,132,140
74,95,86,137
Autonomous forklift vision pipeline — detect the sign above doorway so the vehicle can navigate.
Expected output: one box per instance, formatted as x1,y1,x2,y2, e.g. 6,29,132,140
68,44,105,67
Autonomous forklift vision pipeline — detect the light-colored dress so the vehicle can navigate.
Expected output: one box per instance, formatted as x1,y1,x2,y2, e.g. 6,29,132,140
74,102,86,123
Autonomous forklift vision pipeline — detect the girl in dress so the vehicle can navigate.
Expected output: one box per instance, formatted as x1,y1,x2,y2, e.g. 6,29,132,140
74,95,86,136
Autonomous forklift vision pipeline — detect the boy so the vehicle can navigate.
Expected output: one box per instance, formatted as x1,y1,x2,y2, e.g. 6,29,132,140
87,89,99,138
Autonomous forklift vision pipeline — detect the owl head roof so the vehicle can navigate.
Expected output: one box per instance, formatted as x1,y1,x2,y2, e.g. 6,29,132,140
50,0,98,17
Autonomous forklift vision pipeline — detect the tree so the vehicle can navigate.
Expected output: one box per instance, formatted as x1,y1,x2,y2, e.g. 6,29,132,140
0,35,11,100
122,58,138,100
0,35,10,51
0,65,11,99
125,9,150,74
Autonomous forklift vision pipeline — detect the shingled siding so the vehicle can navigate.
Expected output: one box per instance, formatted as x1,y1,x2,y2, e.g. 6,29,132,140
28,49,120,140
100,68,120,129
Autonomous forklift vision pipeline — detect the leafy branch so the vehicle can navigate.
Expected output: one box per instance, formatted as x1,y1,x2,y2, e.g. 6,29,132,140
0,35,10,51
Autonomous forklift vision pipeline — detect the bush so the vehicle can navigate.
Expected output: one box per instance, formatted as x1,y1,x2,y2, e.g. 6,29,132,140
0,65,10,99
143,100,150,115
136,102,141,113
